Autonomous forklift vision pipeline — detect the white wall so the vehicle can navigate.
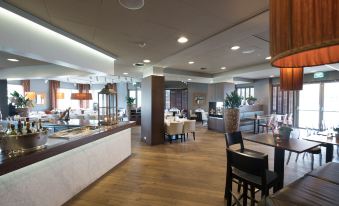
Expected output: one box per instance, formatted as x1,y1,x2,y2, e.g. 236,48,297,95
254,79,271,114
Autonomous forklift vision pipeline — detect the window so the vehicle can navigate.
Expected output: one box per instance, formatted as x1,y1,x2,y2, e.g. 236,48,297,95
236,86,254,102
298,83,320,129
271,85,295,115
88,89,101,110
128,89,141,108
7,84,24,103
165,90,171,110
57,88,80,110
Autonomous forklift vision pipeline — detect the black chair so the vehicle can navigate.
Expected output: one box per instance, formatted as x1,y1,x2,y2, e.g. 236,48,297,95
224,131,266,205
225,148,278,206
225,131,265,157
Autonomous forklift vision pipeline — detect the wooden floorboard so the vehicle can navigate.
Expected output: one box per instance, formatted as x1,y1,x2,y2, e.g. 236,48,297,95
64,125,339,206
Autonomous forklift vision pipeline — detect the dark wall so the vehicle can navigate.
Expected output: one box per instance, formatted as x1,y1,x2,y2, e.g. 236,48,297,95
0,80,8,119
141,75,165,145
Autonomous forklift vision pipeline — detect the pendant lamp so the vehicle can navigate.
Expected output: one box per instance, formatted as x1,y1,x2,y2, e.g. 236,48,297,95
280,67,304,91
270,0,339,68
71,93,92,100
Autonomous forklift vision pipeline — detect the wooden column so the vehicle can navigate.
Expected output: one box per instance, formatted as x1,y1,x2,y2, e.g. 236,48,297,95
141,75,164,145
0,80,8,119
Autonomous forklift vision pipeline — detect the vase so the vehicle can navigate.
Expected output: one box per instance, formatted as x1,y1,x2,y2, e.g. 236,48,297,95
224,108,240,133
16,107,29,117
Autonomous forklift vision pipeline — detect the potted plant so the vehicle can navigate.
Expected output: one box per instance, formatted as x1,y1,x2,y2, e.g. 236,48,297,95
9,91,34,117
279,126,293,139
126,96,136,120
246,96,257,105
224,90,242,133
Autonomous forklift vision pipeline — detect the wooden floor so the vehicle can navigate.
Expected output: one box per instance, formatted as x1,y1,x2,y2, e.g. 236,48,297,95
64,125,339,206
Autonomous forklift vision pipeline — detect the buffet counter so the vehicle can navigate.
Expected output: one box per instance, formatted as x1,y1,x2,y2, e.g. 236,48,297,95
0,121,136,206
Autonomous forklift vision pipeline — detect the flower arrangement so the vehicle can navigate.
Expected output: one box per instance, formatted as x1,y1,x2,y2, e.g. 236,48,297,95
9,91,34,108
224,90,242,109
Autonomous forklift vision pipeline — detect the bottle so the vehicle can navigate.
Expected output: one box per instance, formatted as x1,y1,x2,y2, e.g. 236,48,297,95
38,119,43,132
0,110,2,122
10,124,17,135
17,119,23,135
6,121,11,135
26,122,32,134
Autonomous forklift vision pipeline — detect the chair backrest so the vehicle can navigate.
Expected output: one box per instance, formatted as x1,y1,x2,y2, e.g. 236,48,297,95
225,131,244,150
226,148,268,185
166,122,184,135
183,120,196,133
267,114,276,126
201,112,208,121
290,128,300,139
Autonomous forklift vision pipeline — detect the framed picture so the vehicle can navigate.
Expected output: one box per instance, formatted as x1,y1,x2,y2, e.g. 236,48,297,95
193,92,206,106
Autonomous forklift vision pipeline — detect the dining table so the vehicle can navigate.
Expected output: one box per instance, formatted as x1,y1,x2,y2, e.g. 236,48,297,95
244,133,321,192
246,115,271,134
302,133,339,163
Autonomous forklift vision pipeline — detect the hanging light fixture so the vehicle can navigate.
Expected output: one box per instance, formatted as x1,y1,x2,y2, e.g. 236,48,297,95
270,0,339,68
119,0,144,10
71,93,92,100
56,92,65,99
280,67,304,91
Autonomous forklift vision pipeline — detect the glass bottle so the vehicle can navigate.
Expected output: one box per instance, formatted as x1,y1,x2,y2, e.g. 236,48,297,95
17,119,23,135
10,124,17,135
26,122,32,134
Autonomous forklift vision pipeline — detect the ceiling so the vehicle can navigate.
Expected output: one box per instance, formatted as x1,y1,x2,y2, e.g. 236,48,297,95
4,0,269,77
0,50,46,69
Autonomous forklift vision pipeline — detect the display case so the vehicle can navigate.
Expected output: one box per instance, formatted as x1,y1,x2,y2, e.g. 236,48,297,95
98,83,118,125
208,101,224,118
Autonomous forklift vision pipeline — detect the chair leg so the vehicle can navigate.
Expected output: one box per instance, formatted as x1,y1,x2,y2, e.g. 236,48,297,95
295,153,299,162
286,151,292,165
243,183,248,206
250,185,255,206
311,154,314,170
193,132,195,140
237,181,241,193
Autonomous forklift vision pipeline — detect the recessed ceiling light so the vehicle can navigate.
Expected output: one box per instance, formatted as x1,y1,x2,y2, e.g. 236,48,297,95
123,72,128,75
187,78,192,81
143,59,151,63
188,61,194,64
7,58,19,62
270,75,275,78
220,66,226,70
177,36,188,43
230,46,240,50
265,56,272,60
242,49,255,54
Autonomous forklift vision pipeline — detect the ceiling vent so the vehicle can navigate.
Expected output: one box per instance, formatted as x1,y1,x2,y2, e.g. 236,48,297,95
119,0,144,10
133,62,144,67
200,67,207,71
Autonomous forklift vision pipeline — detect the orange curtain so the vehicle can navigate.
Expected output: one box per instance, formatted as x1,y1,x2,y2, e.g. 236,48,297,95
77,84,91,109
21,80,30,93
49,80,60,110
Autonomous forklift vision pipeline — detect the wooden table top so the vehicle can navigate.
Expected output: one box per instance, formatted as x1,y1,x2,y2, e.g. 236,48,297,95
246,115,271,120
244,133,321,153
303,134,339,145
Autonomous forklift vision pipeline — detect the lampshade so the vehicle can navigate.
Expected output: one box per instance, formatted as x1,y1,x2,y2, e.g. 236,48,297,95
25,92,36,100
71,93,92,100
280,67,304,91
270,0,339,68
56,92,64,99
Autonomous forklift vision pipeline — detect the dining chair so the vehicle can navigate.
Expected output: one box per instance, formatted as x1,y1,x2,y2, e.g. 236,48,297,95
286,128,322,170
189,110,197,120
225,131,266,205
258,114,275,133
201,112,208,125
165,122,184,143
183,120,196,140
225,148,278,206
